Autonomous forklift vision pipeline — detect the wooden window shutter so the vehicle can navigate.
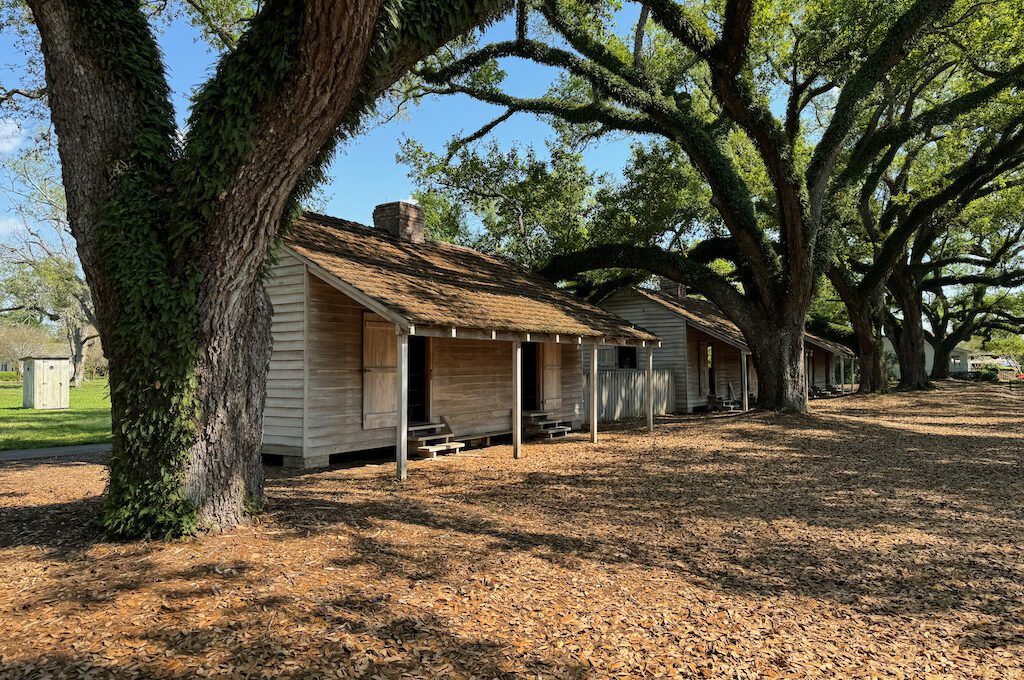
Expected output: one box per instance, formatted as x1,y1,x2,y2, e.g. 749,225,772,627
362,314,398,429
541,342,563,411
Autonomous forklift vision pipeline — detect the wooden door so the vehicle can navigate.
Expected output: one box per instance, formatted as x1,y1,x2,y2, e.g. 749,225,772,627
363,315,397,429
541,342,562,411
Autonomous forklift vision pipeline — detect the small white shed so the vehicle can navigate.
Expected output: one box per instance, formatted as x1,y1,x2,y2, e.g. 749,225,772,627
22,356,72,410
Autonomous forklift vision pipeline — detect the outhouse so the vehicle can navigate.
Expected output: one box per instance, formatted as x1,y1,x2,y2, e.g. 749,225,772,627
22,356,72,410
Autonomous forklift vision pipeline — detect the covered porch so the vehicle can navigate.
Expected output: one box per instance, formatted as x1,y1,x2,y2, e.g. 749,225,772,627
804,335,857,399
684,324,757,413
392,324,659,480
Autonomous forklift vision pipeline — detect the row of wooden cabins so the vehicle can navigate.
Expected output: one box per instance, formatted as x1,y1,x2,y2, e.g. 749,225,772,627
263,202,855,476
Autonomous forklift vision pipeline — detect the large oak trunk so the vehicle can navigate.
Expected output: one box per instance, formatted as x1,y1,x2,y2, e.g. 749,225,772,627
185,281,273,528
930,341,952,380
888,267,932,391
846,294,887,393
749,322,807,411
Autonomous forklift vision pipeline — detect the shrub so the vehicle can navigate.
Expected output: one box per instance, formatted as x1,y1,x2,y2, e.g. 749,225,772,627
978,368,998,382
0,371,19,382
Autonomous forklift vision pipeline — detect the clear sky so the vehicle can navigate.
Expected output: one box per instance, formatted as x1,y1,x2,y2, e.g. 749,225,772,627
0,9,640,231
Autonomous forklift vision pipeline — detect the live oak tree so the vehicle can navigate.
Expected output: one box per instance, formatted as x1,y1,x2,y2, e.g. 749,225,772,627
924,287,1024,380
18,0,508,538
414,0,1021,410
891,186,1024,382
827,35,1024,392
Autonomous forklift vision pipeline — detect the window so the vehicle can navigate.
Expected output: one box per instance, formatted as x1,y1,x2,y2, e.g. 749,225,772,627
616,346,638,369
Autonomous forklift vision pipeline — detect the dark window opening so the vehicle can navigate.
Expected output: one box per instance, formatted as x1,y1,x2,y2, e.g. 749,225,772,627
616,346,638,369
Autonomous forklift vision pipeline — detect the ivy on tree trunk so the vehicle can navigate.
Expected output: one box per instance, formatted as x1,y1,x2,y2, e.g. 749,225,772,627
28,0,509,538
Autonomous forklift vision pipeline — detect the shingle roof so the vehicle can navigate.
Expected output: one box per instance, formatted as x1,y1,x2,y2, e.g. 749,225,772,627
804,333,855,358
633,288,855,357
633,288,749,349
283,213,657,344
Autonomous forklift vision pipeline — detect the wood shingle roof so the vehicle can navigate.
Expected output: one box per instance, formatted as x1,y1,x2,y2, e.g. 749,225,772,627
283,213,657,344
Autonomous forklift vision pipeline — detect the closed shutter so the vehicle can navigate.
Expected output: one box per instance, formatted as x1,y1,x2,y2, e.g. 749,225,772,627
362,314,397,429
541,342,562,411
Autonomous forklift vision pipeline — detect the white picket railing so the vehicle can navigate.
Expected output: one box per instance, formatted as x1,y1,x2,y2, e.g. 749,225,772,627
583,369,674,424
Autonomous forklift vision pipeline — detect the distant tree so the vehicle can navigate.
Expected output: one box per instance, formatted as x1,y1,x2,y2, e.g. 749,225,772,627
924,287,1024,379
0,140,98,386
0,321,55,371
883,185,1024,386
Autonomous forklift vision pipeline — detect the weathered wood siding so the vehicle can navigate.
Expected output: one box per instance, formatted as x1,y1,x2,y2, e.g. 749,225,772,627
264,252,306,453
304,274,395,458
429,338,514,437
557,344,584,428
583,368,673,423
596,289,688,412
811,350,832,388
264,268,590,462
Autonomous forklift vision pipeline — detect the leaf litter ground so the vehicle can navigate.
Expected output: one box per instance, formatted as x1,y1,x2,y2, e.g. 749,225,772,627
1,382,1022,678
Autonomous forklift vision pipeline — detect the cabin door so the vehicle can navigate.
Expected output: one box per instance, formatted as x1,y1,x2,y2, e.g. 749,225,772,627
521,342,540,411
540,342,562,412
362,314,397,429
407,336,429,423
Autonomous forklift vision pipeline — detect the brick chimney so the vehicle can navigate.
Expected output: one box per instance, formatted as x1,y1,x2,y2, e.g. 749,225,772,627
372,201,425,243
658,276,687,299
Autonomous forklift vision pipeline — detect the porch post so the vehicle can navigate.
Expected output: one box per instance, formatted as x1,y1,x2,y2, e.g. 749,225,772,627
740,352,750,412
589,343,599,443
803,351,810,404
396,331,409,481
840,356,846,395
512,340,522,459
645,345,654,432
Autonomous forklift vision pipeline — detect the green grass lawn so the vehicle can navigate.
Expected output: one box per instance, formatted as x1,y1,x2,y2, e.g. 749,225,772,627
0,380,112,451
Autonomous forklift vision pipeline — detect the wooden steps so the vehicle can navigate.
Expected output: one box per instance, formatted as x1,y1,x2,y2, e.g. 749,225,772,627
524,410,573,440
408,418,467,459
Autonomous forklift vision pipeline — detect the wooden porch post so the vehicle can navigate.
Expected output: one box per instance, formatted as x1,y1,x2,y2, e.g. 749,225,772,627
512,340,522,459
803,351,811,404
645,345,654,432
840,356,846,395
396,331,409,481
740,352,750,412
589,344,599,443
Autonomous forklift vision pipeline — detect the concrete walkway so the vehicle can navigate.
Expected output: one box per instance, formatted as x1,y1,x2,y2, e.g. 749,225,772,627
0,442,112,463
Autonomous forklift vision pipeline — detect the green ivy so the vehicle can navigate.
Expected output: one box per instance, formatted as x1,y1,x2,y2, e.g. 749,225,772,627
77,0,505,539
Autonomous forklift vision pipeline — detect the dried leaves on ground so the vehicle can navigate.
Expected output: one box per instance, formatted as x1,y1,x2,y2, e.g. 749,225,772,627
1,383,1022,678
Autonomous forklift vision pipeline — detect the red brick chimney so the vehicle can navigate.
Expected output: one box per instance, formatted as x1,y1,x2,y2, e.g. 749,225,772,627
372,201,425,243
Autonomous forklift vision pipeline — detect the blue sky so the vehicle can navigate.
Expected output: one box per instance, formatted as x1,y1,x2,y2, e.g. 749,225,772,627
0,9,639,231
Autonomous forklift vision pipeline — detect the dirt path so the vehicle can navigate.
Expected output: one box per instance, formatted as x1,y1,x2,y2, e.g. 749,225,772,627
1,382,1021,678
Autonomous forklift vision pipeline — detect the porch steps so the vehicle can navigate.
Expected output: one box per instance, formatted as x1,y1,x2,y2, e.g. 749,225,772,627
407,418,467,459
523,410,573,440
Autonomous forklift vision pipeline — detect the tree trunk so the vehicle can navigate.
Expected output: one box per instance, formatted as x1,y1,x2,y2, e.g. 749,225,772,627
830,268,887,393
930,341,952,380
184,281,273,528
888,267,932,390
748,320,807,411
68,326,86,388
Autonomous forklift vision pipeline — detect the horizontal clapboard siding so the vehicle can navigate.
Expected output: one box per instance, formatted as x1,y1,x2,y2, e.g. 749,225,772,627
597,290,688,412
305,275,394,457
583,369,673,423
430,338,514,436
264,252,306,450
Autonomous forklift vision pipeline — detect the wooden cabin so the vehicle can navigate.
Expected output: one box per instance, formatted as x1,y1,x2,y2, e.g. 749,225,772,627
804,334,857,398
263,202,658,477
599,282,855,412
599,285,757,413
